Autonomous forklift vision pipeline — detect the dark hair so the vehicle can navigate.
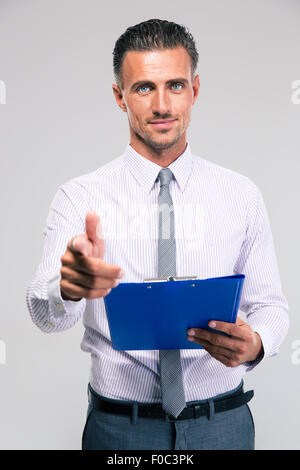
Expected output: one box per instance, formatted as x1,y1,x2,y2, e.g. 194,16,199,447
113,19,199,88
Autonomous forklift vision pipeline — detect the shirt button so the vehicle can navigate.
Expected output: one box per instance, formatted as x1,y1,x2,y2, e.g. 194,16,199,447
48,322,54,328
56,303,64,311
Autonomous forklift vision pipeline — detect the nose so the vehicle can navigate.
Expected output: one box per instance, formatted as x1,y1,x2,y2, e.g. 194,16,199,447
151,88,171,117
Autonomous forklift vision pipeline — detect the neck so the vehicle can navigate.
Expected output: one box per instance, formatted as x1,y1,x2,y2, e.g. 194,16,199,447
129,135,187,168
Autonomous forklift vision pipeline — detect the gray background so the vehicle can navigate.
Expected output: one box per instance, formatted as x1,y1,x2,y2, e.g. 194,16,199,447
0,0,299,450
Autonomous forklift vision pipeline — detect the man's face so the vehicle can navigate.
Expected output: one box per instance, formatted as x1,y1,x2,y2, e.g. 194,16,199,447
113,47,200,152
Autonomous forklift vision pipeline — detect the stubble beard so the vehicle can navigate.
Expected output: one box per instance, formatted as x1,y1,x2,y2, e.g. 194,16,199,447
134,125,184,151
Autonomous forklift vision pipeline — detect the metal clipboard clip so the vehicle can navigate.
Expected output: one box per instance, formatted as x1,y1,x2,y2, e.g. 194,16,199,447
143,275,198,283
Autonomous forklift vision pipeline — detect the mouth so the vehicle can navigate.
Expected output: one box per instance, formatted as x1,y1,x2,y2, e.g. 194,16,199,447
149,119,176,129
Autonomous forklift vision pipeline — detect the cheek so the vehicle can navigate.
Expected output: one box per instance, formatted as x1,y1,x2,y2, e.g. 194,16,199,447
126,102,147,125
183,102,193,121
177,97,193,121
184,109,192,123
178,108,191,127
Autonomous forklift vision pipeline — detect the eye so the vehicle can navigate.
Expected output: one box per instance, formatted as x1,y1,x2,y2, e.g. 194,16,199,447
171,82,184,90
137,85,151,93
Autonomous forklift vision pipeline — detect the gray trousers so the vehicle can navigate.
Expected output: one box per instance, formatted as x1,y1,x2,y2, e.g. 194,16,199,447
82,383,255,450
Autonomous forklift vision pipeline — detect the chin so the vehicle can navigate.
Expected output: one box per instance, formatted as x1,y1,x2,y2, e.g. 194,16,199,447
134,126,182,151
151,134,183,150
146,139,175,151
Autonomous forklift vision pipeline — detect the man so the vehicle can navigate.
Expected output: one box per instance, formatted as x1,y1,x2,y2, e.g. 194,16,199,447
26,19,289,450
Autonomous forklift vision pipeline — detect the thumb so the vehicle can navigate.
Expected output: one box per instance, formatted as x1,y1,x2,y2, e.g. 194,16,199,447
85,211,105,258
85,211,102,241
236,317,247,327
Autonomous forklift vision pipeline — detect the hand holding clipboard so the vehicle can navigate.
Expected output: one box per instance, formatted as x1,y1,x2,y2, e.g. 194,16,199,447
104,273,264,365
104,274,245,350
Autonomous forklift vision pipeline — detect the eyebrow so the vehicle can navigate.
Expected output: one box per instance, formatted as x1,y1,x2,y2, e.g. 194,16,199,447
130,77,189,92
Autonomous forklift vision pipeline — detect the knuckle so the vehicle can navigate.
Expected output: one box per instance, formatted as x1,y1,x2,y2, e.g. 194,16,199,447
214,335,222,346
207,345,215,355
245,333,253,343
60,264,71,276
61,254,68,265
60,279,68,290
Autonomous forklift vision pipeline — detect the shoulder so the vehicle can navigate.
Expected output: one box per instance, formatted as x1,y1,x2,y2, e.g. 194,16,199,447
58,154,125,196
191,152,259,196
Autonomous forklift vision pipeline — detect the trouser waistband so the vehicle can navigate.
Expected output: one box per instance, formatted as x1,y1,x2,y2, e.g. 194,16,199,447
87,382,254,422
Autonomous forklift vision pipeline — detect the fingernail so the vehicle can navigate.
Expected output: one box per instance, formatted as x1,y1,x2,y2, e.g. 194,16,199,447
209,321,216,328
118,269,125,278
90,211,99,218
188,329,195,336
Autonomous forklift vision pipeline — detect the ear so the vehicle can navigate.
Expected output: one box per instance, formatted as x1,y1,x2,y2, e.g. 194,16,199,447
192,74,200,105
112,84,127,112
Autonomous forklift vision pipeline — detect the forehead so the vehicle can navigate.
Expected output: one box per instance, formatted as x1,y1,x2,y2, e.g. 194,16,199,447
121,47,192,86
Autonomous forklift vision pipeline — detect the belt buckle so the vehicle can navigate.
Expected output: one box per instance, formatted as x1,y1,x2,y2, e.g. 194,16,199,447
166,413,177,422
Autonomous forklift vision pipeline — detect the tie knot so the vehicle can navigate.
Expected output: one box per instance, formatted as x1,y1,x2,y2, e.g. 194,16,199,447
158,168,173,188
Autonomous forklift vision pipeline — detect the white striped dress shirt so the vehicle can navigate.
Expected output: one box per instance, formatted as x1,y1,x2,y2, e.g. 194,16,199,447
26,142,289,402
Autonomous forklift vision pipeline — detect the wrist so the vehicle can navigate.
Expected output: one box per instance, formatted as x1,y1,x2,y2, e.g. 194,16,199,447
249,332,264,362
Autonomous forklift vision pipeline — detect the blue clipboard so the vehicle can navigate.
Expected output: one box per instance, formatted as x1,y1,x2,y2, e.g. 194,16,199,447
104,274,245,351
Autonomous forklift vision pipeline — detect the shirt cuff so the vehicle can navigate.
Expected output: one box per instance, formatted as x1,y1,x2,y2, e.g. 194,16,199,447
47,268,86,319
243,325,273,372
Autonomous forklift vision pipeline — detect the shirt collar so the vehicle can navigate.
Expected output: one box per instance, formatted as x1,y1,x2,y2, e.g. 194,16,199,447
122,142,193,193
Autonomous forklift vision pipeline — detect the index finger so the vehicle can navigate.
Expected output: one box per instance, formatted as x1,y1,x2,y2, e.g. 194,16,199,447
65,252,124,279
207,319,245,338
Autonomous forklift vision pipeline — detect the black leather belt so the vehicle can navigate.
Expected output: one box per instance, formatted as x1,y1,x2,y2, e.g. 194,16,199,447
88,383,254,422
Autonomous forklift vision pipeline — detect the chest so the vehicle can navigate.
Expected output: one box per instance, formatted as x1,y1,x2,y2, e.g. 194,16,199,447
95,186,246,281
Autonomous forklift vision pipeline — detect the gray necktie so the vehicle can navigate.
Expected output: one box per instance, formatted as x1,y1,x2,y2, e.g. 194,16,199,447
157,168,186,419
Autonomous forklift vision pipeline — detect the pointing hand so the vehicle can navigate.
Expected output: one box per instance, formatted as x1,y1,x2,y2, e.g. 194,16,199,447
60,211,124,301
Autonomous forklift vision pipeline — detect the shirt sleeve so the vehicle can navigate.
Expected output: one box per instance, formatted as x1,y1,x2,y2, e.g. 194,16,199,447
26,181,89,333
233,182,289,371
